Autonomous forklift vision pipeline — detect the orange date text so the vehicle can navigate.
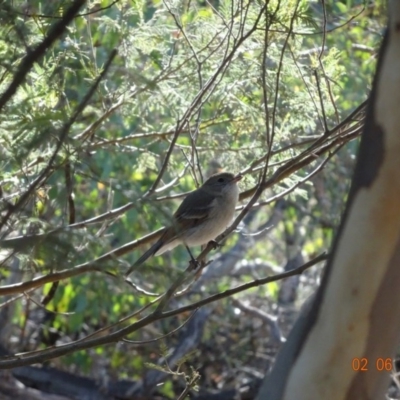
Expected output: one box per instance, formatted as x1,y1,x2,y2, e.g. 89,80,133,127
351,358,393,371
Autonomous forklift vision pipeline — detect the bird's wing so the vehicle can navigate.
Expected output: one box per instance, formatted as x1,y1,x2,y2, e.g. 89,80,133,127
156,189,215,247
173,189,215,221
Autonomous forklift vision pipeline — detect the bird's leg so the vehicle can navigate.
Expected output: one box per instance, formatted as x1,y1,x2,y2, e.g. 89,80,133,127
185,245,200,269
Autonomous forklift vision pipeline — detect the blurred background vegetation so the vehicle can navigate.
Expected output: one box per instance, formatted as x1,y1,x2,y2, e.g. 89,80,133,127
0,0,387,398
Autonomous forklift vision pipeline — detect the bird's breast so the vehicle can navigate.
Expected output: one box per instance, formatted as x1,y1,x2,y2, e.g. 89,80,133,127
184,185,239,246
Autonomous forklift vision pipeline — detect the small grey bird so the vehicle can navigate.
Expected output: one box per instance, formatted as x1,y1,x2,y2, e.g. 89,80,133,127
126,172,242,276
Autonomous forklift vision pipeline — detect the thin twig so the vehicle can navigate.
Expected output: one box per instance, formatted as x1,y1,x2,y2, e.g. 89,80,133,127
0,0,85,111
123,310,197,345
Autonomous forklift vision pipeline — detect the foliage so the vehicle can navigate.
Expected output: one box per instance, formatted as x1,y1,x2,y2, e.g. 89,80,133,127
0,0,385,397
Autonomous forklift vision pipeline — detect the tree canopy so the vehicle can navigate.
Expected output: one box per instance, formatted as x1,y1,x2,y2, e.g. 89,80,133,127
0,0,387,398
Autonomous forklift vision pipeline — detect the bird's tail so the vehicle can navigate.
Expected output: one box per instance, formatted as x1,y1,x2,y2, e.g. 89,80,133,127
125,240,163,277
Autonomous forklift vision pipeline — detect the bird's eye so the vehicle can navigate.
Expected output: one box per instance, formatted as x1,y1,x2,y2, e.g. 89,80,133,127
217,178,225,183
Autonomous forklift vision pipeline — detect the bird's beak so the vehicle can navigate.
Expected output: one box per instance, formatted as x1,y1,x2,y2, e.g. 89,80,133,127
232,174,243,182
